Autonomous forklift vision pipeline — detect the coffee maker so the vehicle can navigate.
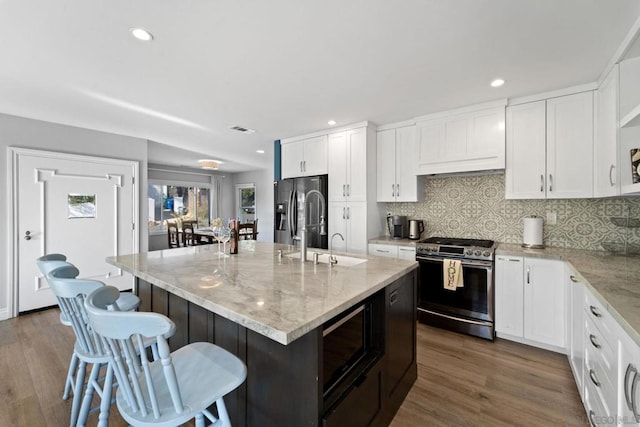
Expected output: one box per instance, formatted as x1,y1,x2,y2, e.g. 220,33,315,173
387,215,408,239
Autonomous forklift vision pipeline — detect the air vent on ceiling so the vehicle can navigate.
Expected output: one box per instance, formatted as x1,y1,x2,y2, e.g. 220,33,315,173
230,125,255,134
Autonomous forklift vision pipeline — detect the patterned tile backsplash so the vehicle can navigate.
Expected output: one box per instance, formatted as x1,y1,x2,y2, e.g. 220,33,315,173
388,172,640,252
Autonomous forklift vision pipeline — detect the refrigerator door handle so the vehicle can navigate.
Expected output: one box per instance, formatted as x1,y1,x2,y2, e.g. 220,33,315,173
287,190,295,239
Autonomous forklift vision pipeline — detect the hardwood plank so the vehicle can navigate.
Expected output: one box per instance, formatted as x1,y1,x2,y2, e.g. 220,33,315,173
0,308,587,427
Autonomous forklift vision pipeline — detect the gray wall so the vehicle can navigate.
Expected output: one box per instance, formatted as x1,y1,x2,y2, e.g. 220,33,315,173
233,168,274,242
0,113,148,315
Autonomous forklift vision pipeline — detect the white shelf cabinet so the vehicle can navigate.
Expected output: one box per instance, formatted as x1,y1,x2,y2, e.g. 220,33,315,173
619,57,640,195
495,256,566,350
328,128,367,203
594,64,620,197
281,135,328,179
506,91,594,199
376,126,423,202
416,106,505,175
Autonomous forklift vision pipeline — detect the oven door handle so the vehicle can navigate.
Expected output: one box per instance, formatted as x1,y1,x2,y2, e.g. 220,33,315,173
416,255,493,268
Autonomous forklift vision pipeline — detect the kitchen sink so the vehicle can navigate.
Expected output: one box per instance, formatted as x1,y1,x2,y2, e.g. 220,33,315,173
284,251,368,267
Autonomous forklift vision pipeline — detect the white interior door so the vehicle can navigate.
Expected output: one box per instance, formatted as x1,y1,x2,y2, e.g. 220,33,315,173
12,148,138,312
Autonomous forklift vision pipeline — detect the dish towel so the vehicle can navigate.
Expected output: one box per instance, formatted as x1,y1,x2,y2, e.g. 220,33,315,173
443,259,464,291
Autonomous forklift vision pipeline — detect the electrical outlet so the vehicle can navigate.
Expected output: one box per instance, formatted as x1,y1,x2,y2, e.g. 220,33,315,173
546,212,557,225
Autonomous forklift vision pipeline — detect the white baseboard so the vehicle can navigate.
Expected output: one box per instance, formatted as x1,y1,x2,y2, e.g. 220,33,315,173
496,331,568,355
0,307,10,321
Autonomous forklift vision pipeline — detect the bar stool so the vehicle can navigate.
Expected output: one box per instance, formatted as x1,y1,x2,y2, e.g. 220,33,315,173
35,254,141,410
84,285,247,427
46,265,150,427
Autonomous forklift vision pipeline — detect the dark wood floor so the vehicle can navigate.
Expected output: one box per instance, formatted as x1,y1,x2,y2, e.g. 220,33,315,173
0,308,587,426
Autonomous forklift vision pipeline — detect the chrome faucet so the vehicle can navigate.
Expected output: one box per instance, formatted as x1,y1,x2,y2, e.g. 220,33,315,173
298,189,327,263
329,232,344,266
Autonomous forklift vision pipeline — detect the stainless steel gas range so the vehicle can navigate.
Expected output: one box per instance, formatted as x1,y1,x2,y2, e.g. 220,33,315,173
415,237,497,340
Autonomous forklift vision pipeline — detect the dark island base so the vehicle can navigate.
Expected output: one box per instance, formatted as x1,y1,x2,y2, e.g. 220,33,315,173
137,268,417,427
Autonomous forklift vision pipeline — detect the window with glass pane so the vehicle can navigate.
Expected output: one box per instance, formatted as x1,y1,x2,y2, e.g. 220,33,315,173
148,184,210,233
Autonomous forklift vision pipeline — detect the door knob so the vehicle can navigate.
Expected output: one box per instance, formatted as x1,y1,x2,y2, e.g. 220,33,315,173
24,231,31,240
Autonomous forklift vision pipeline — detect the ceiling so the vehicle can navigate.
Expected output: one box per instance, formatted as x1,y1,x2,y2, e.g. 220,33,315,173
1,1,640,173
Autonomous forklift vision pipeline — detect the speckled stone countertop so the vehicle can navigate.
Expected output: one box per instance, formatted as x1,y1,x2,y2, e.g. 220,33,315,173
368,236,419,247
107,241,418,346
497,243,640,346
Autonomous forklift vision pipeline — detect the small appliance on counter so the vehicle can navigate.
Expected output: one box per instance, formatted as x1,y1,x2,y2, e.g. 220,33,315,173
408,219,425,240
386,215,408,239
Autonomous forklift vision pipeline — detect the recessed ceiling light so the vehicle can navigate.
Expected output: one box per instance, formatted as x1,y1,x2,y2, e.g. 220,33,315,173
256,149,265,154
130,28,153,41
328,120,337,126
490,78,505,87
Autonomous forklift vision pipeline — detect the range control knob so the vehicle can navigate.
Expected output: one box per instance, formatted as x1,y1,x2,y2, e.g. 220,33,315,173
483,251,490,257
474,250,481,256
465,249,473,256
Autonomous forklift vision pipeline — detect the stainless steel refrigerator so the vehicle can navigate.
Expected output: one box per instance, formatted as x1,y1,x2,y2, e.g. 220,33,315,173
274,174,328,249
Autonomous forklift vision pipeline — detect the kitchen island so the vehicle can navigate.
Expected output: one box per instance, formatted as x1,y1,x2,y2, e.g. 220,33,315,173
107,241,418,426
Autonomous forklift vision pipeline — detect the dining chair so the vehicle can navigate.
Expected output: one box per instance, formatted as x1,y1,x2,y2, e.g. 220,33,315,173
238,219,258,240
46,265,151,427
84,285,247,427
167,220,181,248
182,220,199,246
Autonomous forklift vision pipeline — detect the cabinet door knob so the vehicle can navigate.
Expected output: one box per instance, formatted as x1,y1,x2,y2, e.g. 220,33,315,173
24,231,32,241
549,174,553,192
392,184,395,198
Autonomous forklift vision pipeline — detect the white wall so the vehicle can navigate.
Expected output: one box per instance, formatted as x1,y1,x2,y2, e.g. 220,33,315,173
233,168,274,242
0,113,148,317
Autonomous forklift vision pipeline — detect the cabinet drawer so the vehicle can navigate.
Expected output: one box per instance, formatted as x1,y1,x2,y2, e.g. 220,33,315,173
368,243,398,258
584,372,612,426
397,246,416,261
584,289,616,349
322,369,382,427
584,317,616,415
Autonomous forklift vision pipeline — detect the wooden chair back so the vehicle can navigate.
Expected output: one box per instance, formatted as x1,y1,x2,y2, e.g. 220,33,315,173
238,219,258,240
182,220,198,246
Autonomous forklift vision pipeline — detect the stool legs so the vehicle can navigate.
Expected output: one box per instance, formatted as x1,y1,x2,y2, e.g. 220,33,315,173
70,360,87,426
63,352,79,400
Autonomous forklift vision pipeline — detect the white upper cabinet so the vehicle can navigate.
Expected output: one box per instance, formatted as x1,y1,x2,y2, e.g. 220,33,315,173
506,91,594,199
376,125,423,202
328,128,367,203
594,65,620,197
281,135,328,179
505,101,547,199
416,105,506,175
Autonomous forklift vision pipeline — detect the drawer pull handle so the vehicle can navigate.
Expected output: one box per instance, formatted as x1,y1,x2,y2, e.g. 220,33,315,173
633,371,640,422
588,410,597,426
589,305,602,318
589,369,601,387
589,334,601,349
569,275,578,283
625,364,637,411
390,289,398,306
375,249,389,253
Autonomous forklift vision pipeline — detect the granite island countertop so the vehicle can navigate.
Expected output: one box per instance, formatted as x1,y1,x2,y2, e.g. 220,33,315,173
107,241,418,345
497,243,640,347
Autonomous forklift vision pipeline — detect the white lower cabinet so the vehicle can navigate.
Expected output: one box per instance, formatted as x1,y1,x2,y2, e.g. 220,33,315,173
495,256,566,350
367,243,416,261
